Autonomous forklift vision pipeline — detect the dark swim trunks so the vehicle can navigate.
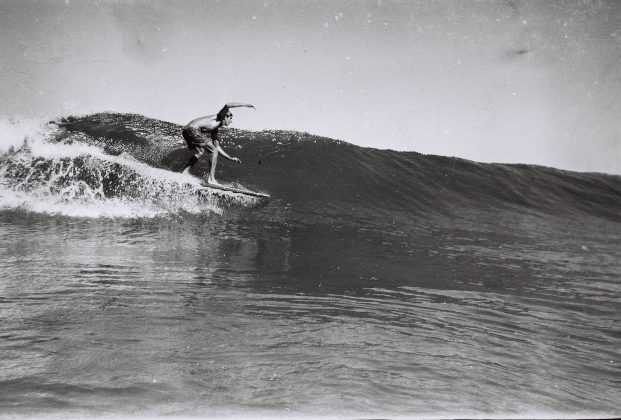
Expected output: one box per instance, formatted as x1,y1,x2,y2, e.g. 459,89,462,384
182,127,217,152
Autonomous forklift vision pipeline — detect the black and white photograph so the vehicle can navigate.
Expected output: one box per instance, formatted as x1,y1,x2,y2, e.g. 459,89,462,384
0,0,620,418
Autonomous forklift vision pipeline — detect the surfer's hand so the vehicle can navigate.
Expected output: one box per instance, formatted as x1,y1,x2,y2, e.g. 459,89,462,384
232,157,242,164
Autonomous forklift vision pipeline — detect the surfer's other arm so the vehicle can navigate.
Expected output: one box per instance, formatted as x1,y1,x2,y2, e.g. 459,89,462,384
217,144,241,164
224,103,255,110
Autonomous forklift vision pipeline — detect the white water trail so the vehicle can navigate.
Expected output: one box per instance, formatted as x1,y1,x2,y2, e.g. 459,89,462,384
0,118,258,218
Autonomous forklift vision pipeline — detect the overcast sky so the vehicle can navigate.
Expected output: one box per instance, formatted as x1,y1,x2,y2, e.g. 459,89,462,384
1,0,620,174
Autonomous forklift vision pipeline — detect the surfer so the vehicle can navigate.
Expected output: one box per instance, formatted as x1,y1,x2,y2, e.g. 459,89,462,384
181,103,255,185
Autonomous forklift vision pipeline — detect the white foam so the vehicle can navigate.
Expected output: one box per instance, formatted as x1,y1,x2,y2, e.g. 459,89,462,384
0,186,165,218
0,121,255,218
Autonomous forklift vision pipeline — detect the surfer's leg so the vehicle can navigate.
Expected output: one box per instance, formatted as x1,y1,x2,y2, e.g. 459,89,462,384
182,129,200,174
181,128,214,175
182,146,206,174
182,155,198,174
207,148,220,185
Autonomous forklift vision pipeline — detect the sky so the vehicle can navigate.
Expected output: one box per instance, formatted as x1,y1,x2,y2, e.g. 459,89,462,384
0,0,620,174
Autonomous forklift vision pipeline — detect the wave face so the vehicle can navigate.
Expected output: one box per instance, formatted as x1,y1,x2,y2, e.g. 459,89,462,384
6,112,614,224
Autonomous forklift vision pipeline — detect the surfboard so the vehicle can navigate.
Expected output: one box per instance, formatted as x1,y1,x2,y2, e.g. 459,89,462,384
199,182,270,198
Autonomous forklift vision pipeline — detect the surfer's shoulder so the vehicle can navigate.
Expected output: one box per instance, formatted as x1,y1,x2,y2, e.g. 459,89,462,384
186,114,218,129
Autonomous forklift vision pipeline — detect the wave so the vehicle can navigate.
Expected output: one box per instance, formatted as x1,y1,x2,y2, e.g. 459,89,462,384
1,113,620,223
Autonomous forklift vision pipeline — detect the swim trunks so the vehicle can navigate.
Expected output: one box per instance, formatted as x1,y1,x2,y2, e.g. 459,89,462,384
182,126,217,153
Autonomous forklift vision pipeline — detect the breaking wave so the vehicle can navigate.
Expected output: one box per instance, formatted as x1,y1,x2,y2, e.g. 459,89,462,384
0,118,260,218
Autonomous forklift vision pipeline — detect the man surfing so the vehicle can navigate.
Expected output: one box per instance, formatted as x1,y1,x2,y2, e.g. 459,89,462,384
181,102,255,185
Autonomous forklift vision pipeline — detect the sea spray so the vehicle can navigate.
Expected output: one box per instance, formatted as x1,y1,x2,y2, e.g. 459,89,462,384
0,117,50,155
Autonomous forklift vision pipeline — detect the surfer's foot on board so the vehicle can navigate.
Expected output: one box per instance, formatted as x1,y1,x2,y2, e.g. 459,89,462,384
205,177,221,186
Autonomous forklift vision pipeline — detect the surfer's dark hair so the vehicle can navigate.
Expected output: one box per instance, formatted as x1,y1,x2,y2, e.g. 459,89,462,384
216,106,230,122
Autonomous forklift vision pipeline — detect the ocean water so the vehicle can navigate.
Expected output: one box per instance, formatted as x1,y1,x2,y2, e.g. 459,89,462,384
0,114,620,418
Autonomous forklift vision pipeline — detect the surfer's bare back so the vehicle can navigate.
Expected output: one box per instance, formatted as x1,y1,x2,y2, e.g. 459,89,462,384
181,102,255,185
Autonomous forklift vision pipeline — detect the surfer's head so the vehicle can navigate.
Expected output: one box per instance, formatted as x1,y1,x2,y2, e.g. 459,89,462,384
220,112,233,127
216,106,232,126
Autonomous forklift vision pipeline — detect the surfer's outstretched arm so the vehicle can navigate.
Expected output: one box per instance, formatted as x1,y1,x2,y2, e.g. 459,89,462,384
224,102,255,109
216,103,255,122
216,144,241,164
